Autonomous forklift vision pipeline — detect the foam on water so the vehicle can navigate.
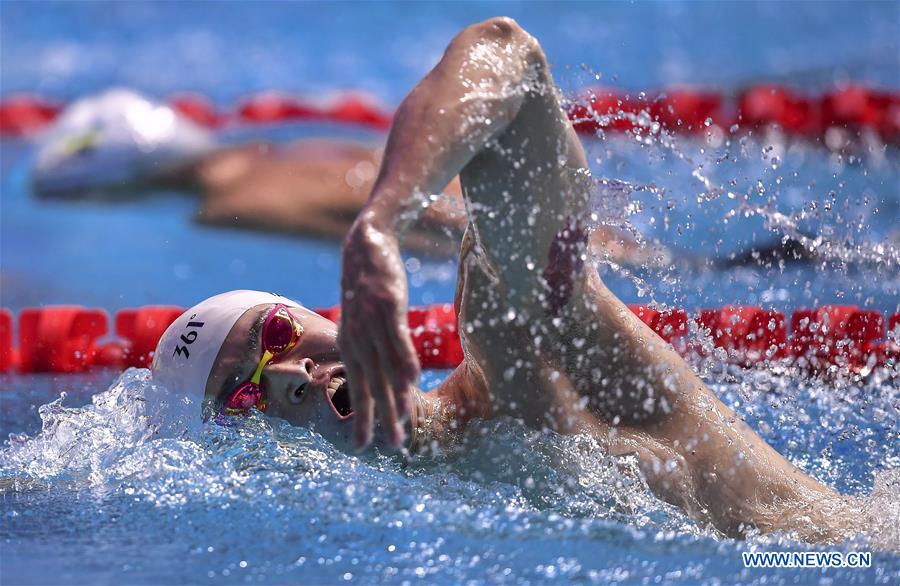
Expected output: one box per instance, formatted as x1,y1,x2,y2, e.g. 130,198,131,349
574,102,900,274
1,367,898,582
1,5,898,582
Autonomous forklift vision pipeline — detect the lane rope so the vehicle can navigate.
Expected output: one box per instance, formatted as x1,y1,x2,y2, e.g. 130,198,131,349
2,85,897,142
1,304,897,375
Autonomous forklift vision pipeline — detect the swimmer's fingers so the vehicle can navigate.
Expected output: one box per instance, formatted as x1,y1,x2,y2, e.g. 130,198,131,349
378,310,419,420
339,216,411,448
339,303,402,448
358,339,404,448
342,353,375,449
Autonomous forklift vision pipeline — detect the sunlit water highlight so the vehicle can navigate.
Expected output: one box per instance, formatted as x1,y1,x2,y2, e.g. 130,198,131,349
3,87,900,586
2,4,899,584
1,366,898,584
3,102,899,585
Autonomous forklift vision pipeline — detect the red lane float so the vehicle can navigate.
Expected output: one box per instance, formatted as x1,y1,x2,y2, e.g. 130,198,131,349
4,84,898,141
627,305,689,343
407,304,463,369
820,85,898,137
790,306,884,370
0,95,62,137
738,85,822,137
696,306,788,365
17,307,108,373
0,309,13,373
1,304,897,376
115,306,186,368
568,84,900,142
169,93,222,128
326,95,392,130
884,313,900,363
237,93,391,129
650,89,724,133
237,93,320,124
570,88,643,133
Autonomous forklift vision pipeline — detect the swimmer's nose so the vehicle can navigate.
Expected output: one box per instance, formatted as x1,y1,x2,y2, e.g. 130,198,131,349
297,358,315,379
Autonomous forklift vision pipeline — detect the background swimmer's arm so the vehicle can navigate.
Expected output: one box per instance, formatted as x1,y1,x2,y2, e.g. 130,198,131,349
339,17,542,449
191,141,466,255
193,141,380,239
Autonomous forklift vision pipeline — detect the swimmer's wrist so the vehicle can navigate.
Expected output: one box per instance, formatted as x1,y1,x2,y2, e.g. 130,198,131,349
363,183,428,235
357,206,403,244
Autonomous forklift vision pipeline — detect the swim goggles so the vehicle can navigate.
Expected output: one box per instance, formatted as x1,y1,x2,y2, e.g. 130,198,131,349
221,304,304,416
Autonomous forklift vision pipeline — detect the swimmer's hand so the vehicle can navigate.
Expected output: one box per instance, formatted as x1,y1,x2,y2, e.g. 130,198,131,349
339,214,421,449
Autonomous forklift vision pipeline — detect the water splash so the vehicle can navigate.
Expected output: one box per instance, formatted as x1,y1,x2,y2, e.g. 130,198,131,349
1,366,897,582
567,86,899,276
1,369,199,483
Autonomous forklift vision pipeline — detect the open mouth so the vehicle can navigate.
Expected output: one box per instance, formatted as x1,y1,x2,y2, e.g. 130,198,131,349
325,376,353,419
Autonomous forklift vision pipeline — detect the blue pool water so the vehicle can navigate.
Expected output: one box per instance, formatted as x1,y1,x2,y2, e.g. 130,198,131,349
1,369,898,585
2,2,899,584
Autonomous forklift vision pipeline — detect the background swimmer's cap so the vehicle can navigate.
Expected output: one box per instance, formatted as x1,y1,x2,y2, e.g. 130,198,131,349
32,88,215,197
151,290,303,411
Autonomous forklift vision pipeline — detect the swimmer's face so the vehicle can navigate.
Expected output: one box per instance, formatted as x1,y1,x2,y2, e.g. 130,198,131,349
206,304,354,449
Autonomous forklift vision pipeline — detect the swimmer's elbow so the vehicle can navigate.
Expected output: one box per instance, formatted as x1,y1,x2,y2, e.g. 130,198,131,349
479,16,524,40
457,16,543,63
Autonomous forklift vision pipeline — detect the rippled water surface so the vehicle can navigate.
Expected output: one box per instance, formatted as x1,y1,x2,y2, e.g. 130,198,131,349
1,369,898,584
2,1,899,584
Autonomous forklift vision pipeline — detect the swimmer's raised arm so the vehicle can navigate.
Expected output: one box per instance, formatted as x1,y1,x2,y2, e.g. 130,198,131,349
339,17,869,545
339,17,543,448
362,17,538,230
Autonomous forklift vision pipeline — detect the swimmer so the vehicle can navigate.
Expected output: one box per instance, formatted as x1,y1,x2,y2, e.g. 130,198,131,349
32,89,214,197
30,89,464,254
151,19,869,543
31,88,653,262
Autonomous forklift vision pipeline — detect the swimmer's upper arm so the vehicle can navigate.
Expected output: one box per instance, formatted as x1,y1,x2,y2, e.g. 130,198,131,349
364,17,542,232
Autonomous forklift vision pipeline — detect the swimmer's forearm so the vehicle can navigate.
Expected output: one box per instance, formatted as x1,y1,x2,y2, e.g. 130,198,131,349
339,18,547,449
364,18,540,232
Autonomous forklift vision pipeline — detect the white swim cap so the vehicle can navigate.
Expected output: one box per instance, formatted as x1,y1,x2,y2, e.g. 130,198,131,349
151,290,304,409
33,88,214,196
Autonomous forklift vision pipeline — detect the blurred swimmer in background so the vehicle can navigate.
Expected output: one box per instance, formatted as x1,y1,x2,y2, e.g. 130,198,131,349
151,18,882,545
31,88,464,254
31,88,650,262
